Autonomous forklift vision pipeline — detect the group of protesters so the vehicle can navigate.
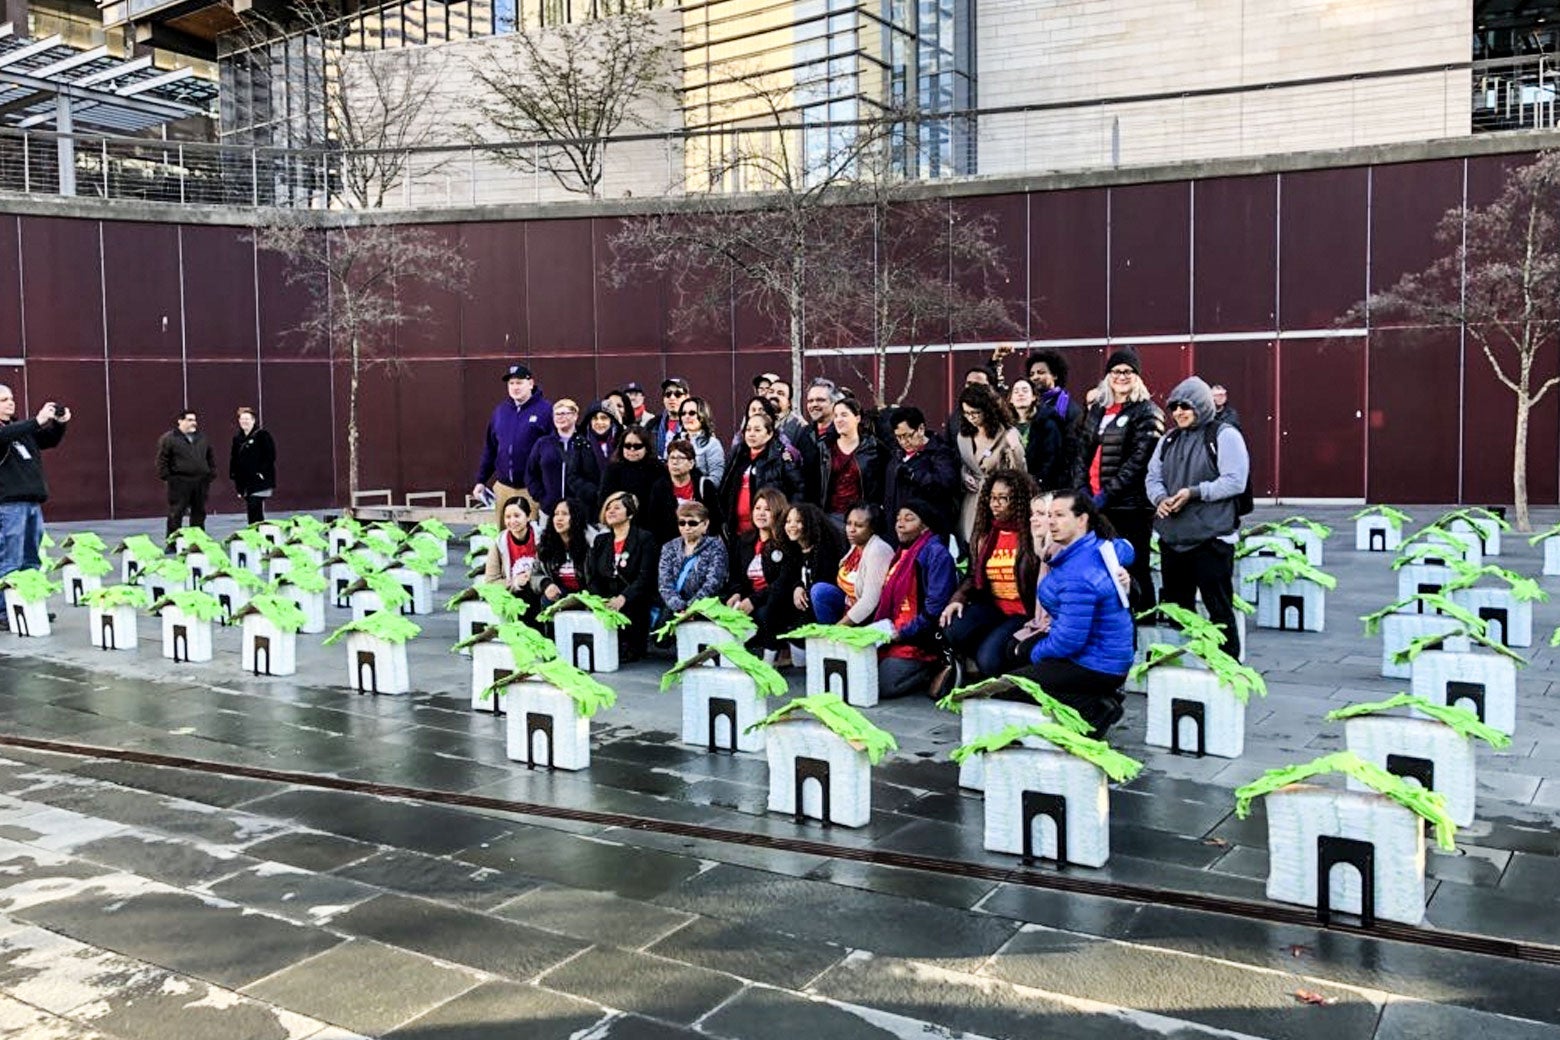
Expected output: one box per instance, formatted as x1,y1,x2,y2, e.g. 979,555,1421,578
475,351,1251,736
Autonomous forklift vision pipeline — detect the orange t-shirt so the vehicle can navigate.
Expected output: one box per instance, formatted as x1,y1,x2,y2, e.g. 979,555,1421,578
984,528,1027,616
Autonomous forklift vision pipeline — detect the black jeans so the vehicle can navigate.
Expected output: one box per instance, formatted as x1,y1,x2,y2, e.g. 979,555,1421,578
244,495,267,524
1106,506,1157,618
1007,654,1128,734
1160,538,1240,659
166,478,209,541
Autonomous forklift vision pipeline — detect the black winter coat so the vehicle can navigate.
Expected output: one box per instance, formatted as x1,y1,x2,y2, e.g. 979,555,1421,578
1074,399,1164,512
882,432,961,530
0,418,65,503
599,460,679,544
1025,394,1083,493
586,526,660,616
229,428,277,497
814,432,886,512
718,439,803,538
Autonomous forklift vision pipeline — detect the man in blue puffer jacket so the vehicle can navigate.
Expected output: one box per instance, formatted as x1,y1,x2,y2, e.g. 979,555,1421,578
1010,491,1136,737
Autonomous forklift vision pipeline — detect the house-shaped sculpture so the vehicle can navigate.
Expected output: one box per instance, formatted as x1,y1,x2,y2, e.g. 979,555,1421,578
751,694,897,828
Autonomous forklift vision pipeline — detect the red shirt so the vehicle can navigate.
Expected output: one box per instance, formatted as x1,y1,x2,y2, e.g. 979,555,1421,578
748,539,769,592
827,442,863,515
672,480,694,502
1089,404,1124,495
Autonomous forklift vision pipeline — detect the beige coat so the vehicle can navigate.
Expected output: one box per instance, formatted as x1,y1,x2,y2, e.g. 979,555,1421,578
956,427,1026,543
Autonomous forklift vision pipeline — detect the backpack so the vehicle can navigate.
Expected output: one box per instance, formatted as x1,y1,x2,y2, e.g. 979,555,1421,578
1202,422,1254,517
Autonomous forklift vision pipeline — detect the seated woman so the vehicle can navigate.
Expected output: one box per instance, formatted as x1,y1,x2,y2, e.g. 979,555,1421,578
941,469,1040,678
658,501,728,617
870,499,958,700
1008,491,1136,737
533,497,592,608
725,487,799,661
481,493,542,611
586,491,659,662
782,502,846,627
809,503,895,627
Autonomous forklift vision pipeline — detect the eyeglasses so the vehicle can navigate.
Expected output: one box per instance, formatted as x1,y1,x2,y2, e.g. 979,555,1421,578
893,430,918,442
624,442,647,451
679,409,700,418
1109,368,1136,378
677,519,704,528
1169,401,1193,411
664,389,687,399
989,493,1013,502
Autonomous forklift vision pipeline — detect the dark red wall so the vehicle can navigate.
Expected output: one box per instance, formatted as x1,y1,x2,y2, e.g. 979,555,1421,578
0,151,1544,519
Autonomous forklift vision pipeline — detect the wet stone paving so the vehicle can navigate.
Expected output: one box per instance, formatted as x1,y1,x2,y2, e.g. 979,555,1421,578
0,507,1555,1037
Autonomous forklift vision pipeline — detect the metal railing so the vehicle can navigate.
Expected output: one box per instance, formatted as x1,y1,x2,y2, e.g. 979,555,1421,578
0,61,1530,212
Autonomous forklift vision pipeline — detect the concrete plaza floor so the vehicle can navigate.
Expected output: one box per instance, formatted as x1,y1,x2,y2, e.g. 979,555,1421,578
0,506,1557,1038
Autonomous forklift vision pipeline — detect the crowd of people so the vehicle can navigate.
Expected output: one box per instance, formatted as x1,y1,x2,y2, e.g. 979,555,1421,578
474,350,1251,738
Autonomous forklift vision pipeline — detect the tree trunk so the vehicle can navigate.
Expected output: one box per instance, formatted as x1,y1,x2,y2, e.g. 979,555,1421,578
349,332,361,506
789,254,805,392
1514,394,1531,532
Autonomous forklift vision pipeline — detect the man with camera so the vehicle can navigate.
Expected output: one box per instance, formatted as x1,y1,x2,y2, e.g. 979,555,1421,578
0,386,69,624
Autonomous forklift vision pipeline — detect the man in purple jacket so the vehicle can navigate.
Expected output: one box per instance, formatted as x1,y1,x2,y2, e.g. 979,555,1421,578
472,363,551,525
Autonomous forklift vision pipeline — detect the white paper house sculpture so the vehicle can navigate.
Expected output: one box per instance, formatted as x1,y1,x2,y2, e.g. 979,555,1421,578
57,564,101,607
1343,716,1477,827
329,524,359,557
1254,578,1326,633
228,539,266,575
804,637,879,708
328,560,356,608
1378,613,1469,680
1448,587,1532,648
681,667,769,753
506,682,590,771
1410,650,1518,736
1236,539,1289,604
201,574,252,626
757,696,896,829
241,613,297,677
89,605,138,650
1125,625,1187,694
1,591,50,638
958,698,1049,790
278,583,327,635
552,610,619,673
1277,526,1325,566
139,569,177,609
159,606,213,663
456,599,501,655
384,565,434,616
675,620,739,666
1146,669,1247,759
983,746,1113,867
1264,786,1427,925
1355,515,1402,553
184,551,213,590
1396,563,1456,605
470,639,518,714
1448,517,1501,557
1544,537,1560,577
343,632,410,695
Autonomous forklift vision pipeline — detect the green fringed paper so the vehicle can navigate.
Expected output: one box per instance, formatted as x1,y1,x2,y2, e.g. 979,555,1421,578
0,569,59,603
1136,603,1225,644
1360,594,1484,637
140,556,191,583
1350,505,1413,529
177,529,225,558
1325,693,1511,749
291,530,329,553
779,622,893,649
538,592,630,630
204,565,266,592
346,571,411,610
415,519,454,541
238,594,308,633
323,610,421,646
474,523,500,539
1234,539,1309,564
276,567,328,595
371,521,410,543
286,515,329,536
444,583,530,621
933,675,1090,734
948,722,1143,782
228,527,273,550
463,545,489,567
360,532,403,558
651,596,759,641
484,658,617,717
747,694,898,764
1395,528,1478,562
61,532,107,553
151,590,224,622
55,550,113,579
1434,507,1512,533
659,642,788,700
336,550,382,577
118,535,163,564
1246,557,1336,590
455,620,558,661
82,584,151,609
393,551,442,578
1125,638,1267,703
1231,594,1255,616
1528,521,1560,546
1441,564,1549,603
1391,625,1526,667
1264,516,1333,540
1232,751,1458,851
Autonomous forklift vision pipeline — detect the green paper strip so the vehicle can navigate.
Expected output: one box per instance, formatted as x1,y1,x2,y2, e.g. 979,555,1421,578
323,610,421,646
660,641,788,699
651,596,759,642
934,674,1090,734
1324,693,1511,749
748,694,898,765
948,722,1143,781
537,592,630,630
779,622,893,649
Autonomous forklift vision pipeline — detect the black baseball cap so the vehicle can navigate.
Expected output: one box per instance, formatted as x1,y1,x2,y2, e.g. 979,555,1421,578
661,377,689,393
623,381,645,393
501,363,532,381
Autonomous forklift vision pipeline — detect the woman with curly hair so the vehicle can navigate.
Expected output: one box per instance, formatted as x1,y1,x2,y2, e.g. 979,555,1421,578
940,468,1040,678
533,497,592,607
781,501,847,627
955,383,1026,543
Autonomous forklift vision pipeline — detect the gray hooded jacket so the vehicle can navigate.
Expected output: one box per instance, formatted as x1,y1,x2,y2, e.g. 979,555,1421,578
1146,377,1250,549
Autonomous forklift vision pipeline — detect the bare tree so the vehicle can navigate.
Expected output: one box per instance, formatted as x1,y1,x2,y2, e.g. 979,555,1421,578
253,215,469,501
1355,151,1560,530
611,67,896,388
226,0,454,209
463,8,677,198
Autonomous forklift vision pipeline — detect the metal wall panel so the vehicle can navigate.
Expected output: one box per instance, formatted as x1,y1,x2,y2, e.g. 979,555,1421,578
1028,187,1107,339
1367,159,1464,328
181,226,258,360
458,221,528,360
1192,339,1276,497
1277,336,1366,497
1366,326,1460,503
1277,167,1368,331
525,219,595,353
1109,182,1191,337
104,221,183,360
1192,176,1277,334
19,216,104,361
108,359,191,519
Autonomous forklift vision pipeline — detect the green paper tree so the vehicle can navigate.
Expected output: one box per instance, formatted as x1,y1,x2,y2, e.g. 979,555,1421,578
82,584,151,610
1395,527,1479,563
227,527,274,552
346,571,414,611
1433,506,1512,534
53,549,113,579
1126,636,1267,703
235,594,308,634
1393,621,1526,666
538,592,630,630
652,597,760,642
150,590,225,623
323,610,421,646
139,556,191,584
445,583,530,622
660,642,788,699
1233,751,1458,851
1440,564,1549,603
1350,505,1413,530
285,515,330,538
1247,516,1332,541
454,620,557,662
1,569,59,604
1136,603,1225,644
117,535,164,565
1360,593,1485,637
61,532,107,554
483,657,617,717
779,622,894,650
202,566,267,593
1233,539,1309,565
949,722,1143,783
175,528,225,559
473,523,500,540
276,567,328,595
1246,557,1336,590
415,519,453,541
747,694,898,764
934,675,1090,734
392,551,442,578
1325,693,1511,749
